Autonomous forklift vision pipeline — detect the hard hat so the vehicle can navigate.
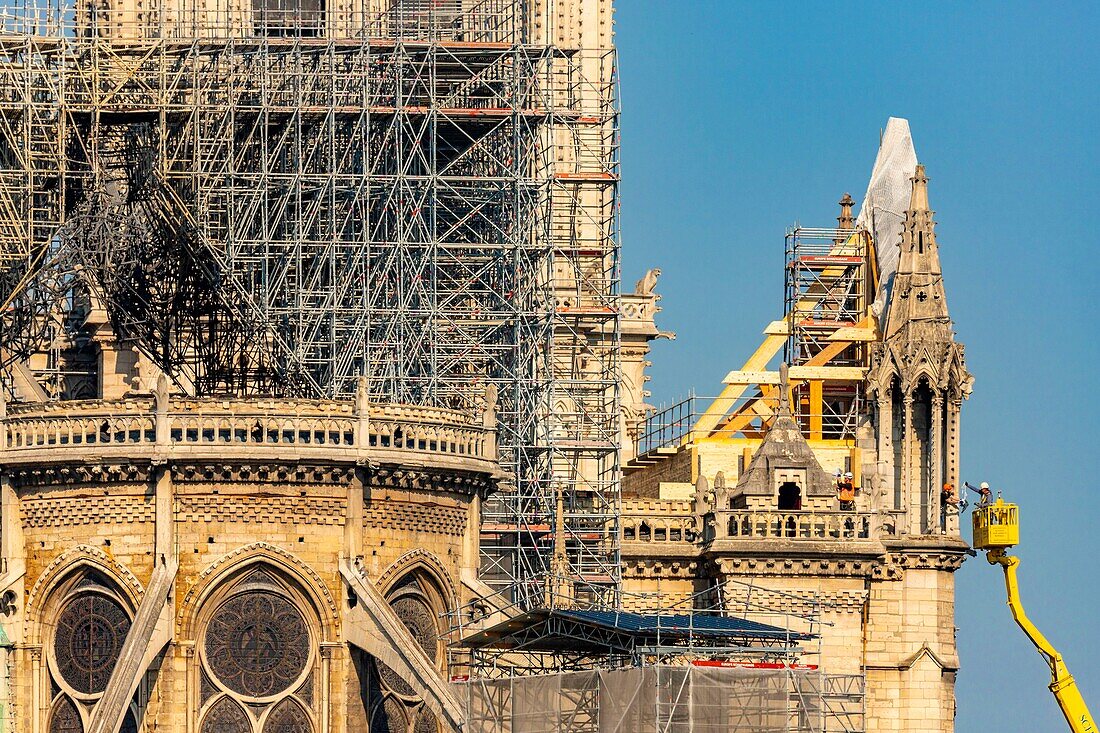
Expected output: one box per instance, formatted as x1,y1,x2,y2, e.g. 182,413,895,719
834,469,842,477
980,482,989,490
844,472,853,479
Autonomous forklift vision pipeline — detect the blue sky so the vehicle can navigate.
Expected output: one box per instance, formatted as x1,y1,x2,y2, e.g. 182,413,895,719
615,3,1099,731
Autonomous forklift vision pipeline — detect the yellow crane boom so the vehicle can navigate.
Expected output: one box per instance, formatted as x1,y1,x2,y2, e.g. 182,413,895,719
973,498,1096,733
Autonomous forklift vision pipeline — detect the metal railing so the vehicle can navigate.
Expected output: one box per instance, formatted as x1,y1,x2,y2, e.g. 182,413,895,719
637,394,697,454
0,0,521,43
636,392,865,457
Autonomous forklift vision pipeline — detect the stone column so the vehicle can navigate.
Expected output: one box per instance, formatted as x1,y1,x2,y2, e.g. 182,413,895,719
930,393,944,534
876,395,894,509
947,398,962,535
902,393,916,535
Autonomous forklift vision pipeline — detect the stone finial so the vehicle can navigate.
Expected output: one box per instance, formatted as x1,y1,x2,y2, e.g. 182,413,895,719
153,373,170,412
909,164,930,212
355,376,369,416
482,383,498,429
694,474,710,516
777,362,792,417
837,192,855,229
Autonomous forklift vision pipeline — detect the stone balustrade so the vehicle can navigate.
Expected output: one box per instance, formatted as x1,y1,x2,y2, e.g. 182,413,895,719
619,507,904,547
621,513,698,545
0,396,495,468
708,510,893,542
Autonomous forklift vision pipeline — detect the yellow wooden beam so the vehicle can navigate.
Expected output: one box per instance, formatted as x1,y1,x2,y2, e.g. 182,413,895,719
827,326,876,342
721,370,781,385
809,380,823,440
722,366,868,384
692,332,785,437
763,320,790,336
711,314,876,438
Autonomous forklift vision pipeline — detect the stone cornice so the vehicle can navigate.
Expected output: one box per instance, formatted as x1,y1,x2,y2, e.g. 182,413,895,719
7,458,494,498
7,462,152,488
620,558,699,579
709,555,882,579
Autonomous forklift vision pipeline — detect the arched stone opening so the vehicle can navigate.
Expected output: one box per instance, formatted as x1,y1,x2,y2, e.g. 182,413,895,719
777,481,802,511
193,564,323,733
353,564,452,733
38,566,143,733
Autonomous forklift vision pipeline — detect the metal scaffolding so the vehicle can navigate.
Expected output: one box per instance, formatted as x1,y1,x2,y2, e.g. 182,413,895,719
449,578,866,732
0,0,621,609
783,227,871,440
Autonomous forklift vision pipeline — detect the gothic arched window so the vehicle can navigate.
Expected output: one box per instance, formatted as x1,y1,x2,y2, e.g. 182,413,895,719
363,571,447,733
197,567,318,733
44,573,139,733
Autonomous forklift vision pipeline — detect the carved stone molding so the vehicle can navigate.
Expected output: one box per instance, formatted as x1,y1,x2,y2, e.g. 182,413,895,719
889,551,967,573
369,465,493,495
22,495,155,529
178,496,347,527
364,502,466,537
376,549,459,607
177,542,339,638
24,545,144,643
8,462,151,489
172,462,354,486
710,556,884,579
720,586,869,615
620,559,699,579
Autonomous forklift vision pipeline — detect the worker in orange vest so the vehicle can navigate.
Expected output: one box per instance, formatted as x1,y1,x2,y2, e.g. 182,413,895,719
836,470,857,511
940,482,960,532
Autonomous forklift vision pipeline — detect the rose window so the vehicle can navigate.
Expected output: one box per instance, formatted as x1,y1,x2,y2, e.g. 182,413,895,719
204,591,310,698
46,578,141,733
198,572,317,733
54,593,132,695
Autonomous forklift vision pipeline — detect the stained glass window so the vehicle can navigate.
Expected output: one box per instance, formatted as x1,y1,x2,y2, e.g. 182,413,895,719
263,698,312,733
200,696,251,733
204,591,310,698
48,696,83,733
54,593,131,695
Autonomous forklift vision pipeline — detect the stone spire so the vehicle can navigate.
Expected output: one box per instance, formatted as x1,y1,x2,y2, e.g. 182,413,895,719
868,164,972,535
883,164,952,343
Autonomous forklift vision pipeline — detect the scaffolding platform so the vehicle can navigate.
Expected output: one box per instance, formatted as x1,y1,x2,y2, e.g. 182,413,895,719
463,608,810,658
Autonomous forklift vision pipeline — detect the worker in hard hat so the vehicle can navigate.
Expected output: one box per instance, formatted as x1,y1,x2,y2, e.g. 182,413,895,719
942,482,958,508
940,482,960,532
836,470,856,511
965,481,992,508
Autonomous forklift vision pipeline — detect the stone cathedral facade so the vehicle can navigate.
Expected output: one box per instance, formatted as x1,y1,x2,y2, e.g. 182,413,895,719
0,383,504,733
0,0,976,720
620,123,974,733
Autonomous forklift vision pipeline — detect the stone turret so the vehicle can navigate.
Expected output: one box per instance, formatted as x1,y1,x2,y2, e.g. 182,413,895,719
869,164,973,535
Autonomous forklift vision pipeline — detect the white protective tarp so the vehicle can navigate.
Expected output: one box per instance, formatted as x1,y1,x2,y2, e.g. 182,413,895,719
854,117,919,320
455,666,837,732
